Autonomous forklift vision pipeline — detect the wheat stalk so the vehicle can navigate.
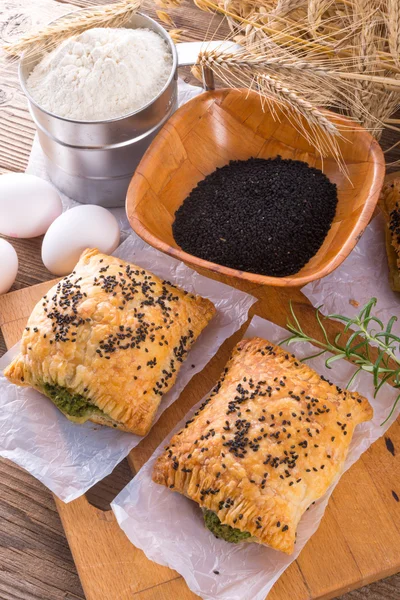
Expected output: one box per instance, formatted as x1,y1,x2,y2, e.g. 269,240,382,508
256,71,345,157
154,0,184,6
195,50,352,170
351,1,378,122
387,0,400,67
368,88,400,139
169,28,186,41
190,0,400,139
271,0,307,17
3,0,141,58
156,9,176,26
195,0,398,63
307,0,329,38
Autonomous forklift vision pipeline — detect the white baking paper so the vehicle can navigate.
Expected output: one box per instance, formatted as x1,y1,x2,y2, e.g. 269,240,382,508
303,214,400,340
0,236,256,503
111,314,400,600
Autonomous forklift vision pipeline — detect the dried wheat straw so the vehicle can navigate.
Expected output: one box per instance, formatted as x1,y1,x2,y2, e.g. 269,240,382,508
156,9,176,26
387,0,400,67
190,0,400,141
3,0,141,58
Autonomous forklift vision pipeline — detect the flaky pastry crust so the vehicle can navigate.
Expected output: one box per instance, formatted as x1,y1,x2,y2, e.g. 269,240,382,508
153,337,373,553
4,248,215,435
380,178,400,268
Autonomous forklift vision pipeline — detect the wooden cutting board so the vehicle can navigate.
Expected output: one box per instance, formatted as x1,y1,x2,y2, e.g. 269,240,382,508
0,278,399,600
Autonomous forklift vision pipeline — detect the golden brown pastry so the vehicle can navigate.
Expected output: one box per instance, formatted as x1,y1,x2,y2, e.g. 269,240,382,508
153,337,373,554
379,178,400,292
4,248,216,436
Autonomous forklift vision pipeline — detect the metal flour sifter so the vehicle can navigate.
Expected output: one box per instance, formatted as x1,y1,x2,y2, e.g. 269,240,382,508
19,11,230,208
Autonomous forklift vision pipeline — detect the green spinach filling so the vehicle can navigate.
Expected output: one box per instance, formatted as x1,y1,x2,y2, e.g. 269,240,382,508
203,509,252,543
42,383,104,420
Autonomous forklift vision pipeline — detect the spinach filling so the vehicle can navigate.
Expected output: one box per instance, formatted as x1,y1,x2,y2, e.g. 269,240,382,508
42,383,104,421
203,509,252,543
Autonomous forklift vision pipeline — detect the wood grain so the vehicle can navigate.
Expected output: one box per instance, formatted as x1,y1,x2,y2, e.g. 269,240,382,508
0,1,399,600
1,276,400,600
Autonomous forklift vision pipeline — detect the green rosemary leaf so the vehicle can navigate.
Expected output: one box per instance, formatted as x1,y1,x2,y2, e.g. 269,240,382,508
344,330,363,352
300,349,328,362
381,393,400,426
315,306,330,345
325,354,346,369
360,365,374,372
374,372,394,397
289,300,303,333
347,366,362,389
334,332,342,345
344,320,356,333
384,315,398,345
348,339,370,354
279,335,309,346
284,298,400,426
374,331,400,343
328,313,352,323
363,315,384,329
359,297,377,321
373,350,387,387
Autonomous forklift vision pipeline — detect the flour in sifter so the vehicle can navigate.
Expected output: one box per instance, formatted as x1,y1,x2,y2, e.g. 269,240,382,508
27,28,173,121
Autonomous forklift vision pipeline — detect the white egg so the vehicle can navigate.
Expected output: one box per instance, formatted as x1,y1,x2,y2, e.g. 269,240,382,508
42,205,120,275
0,239,18,294
0,173,62,238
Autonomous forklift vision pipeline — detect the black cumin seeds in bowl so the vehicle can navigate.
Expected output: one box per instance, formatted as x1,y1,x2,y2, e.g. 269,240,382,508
172,157,338,278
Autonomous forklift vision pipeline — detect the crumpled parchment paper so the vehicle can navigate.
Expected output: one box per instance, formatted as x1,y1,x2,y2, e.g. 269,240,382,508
303,214,400,339
0,234,256,503
0,71,215,503
111,314,400,600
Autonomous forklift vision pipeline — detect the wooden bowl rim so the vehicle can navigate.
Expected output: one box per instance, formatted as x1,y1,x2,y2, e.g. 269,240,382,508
126,88,386,287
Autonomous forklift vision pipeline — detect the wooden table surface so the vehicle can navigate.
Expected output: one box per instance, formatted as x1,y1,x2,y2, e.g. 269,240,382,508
0,1,399,599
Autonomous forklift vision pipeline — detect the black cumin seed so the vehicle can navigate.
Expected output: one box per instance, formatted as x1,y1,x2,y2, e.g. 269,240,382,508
392,490,399,502
385,436,395,457
172,157,337,278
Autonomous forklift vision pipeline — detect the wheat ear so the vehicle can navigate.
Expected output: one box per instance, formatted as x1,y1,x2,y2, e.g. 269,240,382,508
387,0,400,67
308,0,330,39
154,0,184,7
3,0,141,58
271,0,307,16
195,54,346,170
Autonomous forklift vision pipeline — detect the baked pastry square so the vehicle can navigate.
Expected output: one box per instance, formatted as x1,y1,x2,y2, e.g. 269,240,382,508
153,337,373,554
379,179,400,291
4,248,216,436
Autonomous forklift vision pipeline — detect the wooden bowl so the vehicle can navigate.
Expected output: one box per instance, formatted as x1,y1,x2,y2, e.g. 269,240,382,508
126,89,385,287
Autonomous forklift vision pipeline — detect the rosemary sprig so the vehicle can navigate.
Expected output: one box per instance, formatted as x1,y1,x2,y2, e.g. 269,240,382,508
281,298,400,425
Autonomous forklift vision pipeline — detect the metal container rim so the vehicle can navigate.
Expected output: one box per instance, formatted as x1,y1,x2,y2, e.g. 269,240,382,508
18,10,178,126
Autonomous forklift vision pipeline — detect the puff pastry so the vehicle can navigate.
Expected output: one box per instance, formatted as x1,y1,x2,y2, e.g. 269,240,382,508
153,337,373,554
379,179,400,292
4,248,216,435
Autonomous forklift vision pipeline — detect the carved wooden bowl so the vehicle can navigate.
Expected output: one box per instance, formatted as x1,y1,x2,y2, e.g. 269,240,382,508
126,89,385,287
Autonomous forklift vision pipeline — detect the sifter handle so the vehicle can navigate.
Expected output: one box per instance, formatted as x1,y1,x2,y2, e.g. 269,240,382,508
176,40,241,91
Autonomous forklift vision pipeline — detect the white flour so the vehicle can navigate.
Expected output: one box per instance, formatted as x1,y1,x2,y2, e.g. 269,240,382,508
27,27,173,121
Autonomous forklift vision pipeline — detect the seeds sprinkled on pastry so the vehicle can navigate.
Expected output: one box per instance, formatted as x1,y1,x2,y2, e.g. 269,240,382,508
4,248,216,435
153,337,372,553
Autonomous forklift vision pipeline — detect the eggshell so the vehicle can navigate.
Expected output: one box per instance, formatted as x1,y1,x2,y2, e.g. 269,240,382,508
0,239,18,294
0,173,62,238
42,205,120,275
